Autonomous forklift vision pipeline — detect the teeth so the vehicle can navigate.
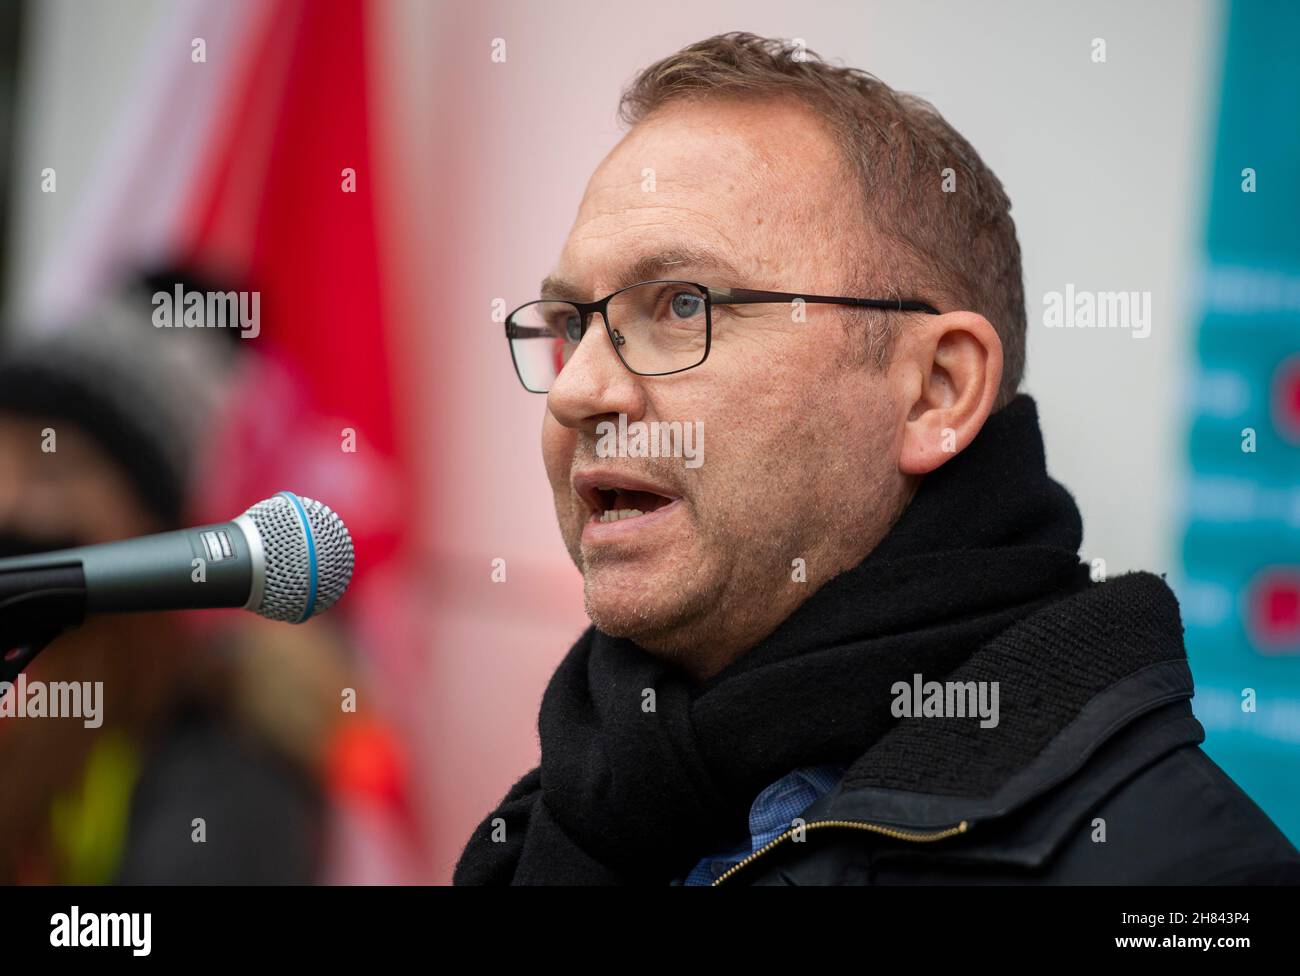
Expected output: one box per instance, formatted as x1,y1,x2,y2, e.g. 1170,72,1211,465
599,508,643,523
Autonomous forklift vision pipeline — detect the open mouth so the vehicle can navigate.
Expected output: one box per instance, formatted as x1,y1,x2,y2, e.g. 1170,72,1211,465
591,486,675,523
573,472,681,530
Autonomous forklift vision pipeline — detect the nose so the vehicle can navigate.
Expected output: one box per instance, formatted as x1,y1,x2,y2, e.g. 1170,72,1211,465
546,313,647,432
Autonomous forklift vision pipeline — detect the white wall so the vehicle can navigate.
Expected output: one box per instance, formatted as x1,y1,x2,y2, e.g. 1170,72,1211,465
5,0,169,312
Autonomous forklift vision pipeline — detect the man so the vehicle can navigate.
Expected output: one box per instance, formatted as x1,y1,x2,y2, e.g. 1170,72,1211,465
455,33,1300,885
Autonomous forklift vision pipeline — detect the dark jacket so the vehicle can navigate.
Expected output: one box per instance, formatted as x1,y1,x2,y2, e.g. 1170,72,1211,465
719,659,1300,885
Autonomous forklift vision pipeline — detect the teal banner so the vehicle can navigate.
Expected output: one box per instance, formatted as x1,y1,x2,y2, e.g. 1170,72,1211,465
1180,0,1300,843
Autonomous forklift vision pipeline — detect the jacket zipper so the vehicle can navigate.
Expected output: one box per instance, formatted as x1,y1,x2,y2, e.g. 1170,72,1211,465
710,819,969,886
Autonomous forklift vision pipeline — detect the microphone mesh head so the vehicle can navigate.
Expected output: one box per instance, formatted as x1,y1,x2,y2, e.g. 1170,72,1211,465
241,493,354,622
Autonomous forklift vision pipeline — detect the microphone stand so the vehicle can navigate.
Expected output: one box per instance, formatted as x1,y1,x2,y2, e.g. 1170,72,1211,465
0,563,87,688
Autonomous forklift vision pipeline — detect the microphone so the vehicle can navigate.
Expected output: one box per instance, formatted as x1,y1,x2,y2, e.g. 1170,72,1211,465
0,491,354,683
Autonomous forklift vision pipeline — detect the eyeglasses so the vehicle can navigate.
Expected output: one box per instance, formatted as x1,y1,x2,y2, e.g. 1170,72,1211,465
505,279,940,393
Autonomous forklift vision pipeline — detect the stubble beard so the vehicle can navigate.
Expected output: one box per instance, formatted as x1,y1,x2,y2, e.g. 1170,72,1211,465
571,503,815,678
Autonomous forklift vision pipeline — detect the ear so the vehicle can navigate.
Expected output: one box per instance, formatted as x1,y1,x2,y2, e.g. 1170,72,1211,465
897,311,1004,475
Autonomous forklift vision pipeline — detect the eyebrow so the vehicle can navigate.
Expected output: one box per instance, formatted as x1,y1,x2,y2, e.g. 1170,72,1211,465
538,246,744,302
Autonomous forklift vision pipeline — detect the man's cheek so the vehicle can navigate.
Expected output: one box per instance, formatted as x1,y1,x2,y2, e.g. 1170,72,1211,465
541,423,573,487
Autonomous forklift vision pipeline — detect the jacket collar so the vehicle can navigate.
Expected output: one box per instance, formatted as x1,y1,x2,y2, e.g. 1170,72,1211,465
799,573,1202,866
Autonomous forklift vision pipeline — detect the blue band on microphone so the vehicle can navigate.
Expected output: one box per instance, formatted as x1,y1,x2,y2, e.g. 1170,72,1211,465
279,491,317,622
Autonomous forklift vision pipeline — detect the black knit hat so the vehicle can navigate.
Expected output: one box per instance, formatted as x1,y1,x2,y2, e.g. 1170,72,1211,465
0,311,219,528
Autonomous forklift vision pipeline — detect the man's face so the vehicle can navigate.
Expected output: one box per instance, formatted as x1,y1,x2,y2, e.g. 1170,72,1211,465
541,97,916,680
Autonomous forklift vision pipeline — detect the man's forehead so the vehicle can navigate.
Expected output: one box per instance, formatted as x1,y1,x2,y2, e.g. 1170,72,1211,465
604,95,826,173
578,103,788,211
545,98,852,299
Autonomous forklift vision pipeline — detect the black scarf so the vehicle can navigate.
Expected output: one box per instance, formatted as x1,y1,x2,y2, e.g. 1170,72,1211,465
454,395,1099,885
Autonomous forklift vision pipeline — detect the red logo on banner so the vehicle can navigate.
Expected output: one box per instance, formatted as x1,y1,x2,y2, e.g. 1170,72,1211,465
1247,567,1300,654
1273,354,1300,444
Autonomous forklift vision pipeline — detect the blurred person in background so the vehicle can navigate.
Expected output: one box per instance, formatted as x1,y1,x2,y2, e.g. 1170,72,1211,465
0,278,357,883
